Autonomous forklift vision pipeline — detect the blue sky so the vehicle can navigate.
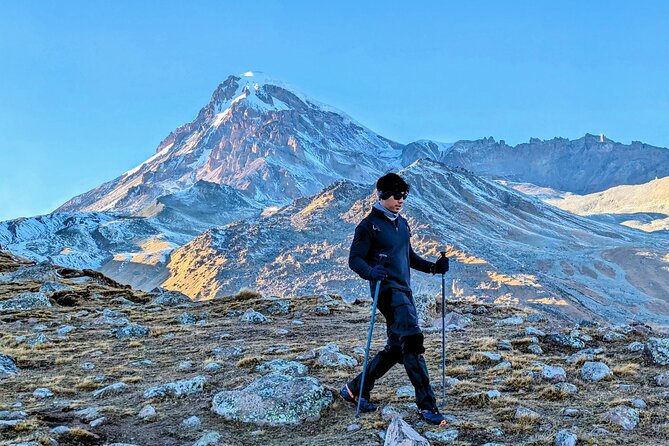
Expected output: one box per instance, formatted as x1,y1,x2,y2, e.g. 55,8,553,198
1,0,668,221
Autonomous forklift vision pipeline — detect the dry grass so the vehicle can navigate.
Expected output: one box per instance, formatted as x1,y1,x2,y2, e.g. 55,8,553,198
503,374,534,391
613,362,641,377
537,385,568,401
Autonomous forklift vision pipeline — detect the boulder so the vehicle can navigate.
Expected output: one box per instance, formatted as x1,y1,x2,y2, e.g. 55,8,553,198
580,361,612,382
144,376,206,399
255,359,308,377
317,343,357,367
0,292,52,312
383,417,429,446
211,374,332,426
603,406,639,430
644,337,669,365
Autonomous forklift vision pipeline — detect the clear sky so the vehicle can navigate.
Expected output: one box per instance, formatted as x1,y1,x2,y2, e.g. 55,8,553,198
1,0,667,221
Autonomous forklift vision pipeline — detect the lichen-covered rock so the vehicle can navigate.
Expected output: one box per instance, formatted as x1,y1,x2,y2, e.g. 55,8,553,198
112,323,150,339
655,372,669,387
144,376,206,399
644,337,669,365
425,429,459,444
542,365,567,383
149,288,194,306
211,346,244,359
93,381,128,398
192,431,223,446
627,341,645,352
239,308,269,323
383,416,429,446
317,343,357,367
603,406,639,430
40,281,72,294
545,333,585,349
496,315,524,326
175,312,198,325
555,429,577,446
515,406,540,420
265,299,291,315
211,374,332,426
566,347,604,364
554,382,578,395
255,359,308,377
580,361,612,382
0,292,52,312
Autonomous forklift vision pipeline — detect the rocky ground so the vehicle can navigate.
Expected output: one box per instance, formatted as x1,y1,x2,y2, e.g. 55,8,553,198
1,250,669,446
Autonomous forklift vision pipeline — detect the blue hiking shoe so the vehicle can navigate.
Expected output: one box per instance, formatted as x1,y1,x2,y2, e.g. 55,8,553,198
420,408,447,425
339,384,377,412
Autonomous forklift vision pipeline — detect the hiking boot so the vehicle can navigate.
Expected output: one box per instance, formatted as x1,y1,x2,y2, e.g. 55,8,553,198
339,384,377,412
419,408,447,425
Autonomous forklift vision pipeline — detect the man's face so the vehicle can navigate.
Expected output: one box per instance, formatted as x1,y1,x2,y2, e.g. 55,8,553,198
379,191,406,213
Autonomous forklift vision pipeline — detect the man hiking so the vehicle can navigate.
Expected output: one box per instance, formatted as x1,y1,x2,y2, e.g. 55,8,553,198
340,172,449,425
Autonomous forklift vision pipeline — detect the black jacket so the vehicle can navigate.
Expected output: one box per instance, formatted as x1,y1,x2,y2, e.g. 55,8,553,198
349,206,434,294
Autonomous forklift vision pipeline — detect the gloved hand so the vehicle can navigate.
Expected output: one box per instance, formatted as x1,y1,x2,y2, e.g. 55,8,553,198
431,256,449,274
370,265,388,281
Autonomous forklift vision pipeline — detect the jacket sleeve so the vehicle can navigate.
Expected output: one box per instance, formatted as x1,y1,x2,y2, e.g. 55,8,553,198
349,222,374,280
410,245,434,274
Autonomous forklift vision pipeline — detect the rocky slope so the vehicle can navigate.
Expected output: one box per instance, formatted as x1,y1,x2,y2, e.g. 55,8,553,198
161,159,669,326
1,252,669,445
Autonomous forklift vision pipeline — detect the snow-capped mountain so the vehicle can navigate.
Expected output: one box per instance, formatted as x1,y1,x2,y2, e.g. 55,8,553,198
161,159,669,326
56,72,402,213
423,134,669,195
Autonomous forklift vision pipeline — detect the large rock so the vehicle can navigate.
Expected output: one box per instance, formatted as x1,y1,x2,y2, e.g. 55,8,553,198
3,262,58,283
0,292,52,312
0,354,19,378
555,429,577,446
603,406,639,430
644,337,669,365
566,347,604,364
112,323,150,339
542,365,567,383
149,288,194,306
383,417,429,446
211,374,332,426
93,382,129,398
255,359,308,377
545,333,585,349
580,361,612,382
144,376,206,399
317,343,357,367
239,308,269,323
655,372,669,387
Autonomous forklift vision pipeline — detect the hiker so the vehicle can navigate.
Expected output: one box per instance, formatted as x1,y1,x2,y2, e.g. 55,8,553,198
340,173,450,425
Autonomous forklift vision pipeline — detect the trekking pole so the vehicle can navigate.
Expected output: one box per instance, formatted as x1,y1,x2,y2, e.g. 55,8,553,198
440,251,447,408
356,254,386,418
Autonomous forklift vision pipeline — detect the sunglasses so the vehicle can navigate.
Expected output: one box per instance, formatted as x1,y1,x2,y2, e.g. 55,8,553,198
380,191,408,200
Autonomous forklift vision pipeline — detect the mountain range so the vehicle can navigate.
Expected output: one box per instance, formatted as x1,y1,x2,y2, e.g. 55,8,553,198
2,71,668,325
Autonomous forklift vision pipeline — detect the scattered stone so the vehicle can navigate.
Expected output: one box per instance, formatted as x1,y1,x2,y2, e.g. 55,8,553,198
0,410,27,420
655,372,669,387
26,333,50,348
265,299,291,315
204,362,223,372
630,399,647,409
291,320,304,325
515,406,540,420
562,408,580,417
527,344,543,355
554,382,578,395
317,343,357,367
0,292,52,312
182,415,202,428
93,381,128,398
496,315,524,326
255,359,308,377
179,360,194,370
138,405,157,420
347,423,361,432
603,332,627,342
295,349,317,360
644,337,669,365
566,347,604,364
175,312,198,325
312,305,331,315
603,406,639,430
211,374,333,425
192,431,223,446
627,342,645,352
56,325,76,336
395,386,415,398
74,406,101,422
442,312,472,329
149,288,193,306
50,425,70,434
32,387,54,398
382,404,412,421
580,361,612,382
497,340,513,351
554,429,577,446
275,329,289,335
542,365,567,383
472,306,488,314
40,281,72,294
424,429,459,444
90,416,106,427
545,333,585,349
493,361,512,370
212,346,244,359
383,417,429,446
1,354,19,378
144,376,206,399
240,309,270,323
111,323,150,339
445,377,461,388
525,327,546,337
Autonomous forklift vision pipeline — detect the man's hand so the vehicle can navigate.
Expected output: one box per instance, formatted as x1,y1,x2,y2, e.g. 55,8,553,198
370,265,388,281
431,256,449,274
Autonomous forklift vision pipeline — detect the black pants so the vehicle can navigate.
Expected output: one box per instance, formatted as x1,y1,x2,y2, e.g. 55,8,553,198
347,287,437,411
